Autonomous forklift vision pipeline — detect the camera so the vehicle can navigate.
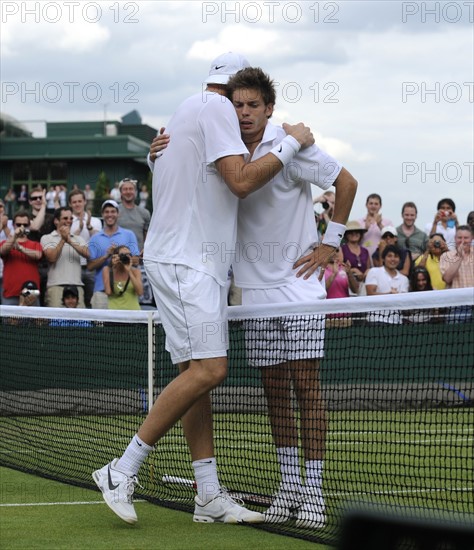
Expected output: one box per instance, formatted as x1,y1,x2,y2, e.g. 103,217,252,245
21,288,40,297
433,240,441,248
119,252,131,265
322,201,329,210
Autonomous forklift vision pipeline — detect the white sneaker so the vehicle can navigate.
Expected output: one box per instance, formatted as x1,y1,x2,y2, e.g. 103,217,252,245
193,489,264,523
264,484,302,524
92,459,139,524
295,485,326,529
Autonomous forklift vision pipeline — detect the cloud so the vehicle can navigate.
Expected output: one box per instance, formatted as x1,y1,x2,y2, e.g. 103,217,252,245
1,15,110,57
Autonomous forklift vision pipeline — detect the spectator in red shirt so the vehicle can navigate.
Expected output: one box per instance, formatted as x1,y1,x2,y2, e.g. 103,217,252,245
0,212,43,305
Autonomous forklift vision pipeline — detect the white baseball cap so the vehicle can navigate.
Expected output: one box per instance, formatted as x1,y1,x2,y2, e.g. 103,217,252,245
381,225,398,237
204,52,251,85
101,199,119,211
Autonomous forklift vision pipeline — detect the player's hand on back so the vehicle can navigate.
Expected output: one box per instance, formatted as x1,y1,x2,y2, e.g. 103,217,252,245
150,128,169,161
282,122,315,149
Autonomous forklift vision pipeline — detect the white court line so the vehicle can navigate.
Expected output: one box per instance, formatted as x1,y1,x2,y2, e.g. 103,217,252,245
0,499,146,508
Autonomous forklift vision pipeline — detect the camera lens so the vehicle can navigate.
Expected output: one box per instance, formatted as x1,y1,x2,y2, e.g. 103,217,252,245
119,253,130,265
322,201,329,210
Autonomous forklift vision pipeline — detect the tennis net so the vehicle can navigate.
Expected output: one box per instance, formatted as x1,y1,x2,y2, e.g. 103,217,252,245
1,288,473,546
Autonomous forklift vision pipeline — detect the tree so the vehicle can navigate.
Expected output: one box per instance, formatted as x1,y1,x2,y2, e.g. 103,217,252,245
93,171,110,216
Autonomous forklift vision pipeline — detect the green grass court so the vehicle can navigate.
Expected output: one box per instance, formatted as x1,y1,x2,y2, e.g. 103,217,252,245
2,408,473,547
0,467,328,550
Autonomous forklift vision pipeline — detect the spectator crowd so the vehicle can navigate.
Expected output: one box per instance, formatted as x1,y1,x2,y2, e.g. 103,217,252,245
1,187,473,311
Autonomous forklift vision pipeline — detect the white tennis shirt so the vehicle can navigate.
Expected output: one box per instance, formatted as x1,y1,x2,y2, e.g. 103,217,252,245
143,92,249,285
233,122,342,289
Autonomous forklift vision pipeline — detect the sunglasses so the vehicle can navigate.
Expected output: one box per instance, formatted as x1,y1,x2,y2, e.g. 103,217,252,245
30,196,43,201
15,223,30,227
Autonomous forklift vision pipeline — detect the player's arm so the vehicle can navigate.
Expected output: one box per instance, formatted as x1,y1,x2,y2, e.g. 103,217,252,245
215,123,314,199
294,167,358,279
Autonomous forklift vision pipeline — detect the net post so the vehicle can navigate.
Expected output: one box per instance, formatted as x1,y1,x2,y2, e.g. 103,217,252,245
147,311,154,413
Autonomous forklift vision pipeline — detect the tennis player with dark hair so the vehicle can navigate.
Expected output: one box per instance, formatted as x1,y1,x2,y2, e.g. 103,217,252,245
151,66,357,529
93,52,315,525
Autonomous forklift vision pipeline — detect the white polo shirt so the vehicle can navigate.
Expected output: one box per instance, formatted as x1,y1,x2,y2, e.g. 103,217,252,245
234,122,342,289
365,266,409,294
143,91,248,285
40,231,87,287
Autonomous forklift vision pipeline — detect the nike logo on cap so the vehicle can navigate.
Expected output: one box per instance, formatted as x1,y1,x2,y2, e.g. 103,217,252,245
278,145,283,153
108,464,120,490
214,65,225,70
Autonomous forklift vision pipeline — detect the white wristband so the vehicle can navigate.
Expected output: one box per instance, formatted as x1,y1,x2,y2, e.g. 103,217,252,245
322,221,346,248
270,135,301,166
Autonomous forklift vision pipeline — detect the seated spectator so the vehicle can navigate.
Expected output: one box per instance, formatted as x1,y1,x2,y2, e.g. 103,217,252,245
410,266,434,292
365,245,409,324
62,285,79,308
415,233,448,290
103,245,143,310
406,267,436,323
366,245,409,296
358,193,393,255
424,198,458,250
0,212,43,305
324,248,359,299
396,202,428,261
41,207,89,308
372,226,412,277
341,221,371,285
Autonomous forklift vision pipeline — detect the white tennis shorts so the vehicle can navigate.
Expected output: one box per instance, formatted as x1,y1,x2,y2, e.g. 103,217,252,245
241,274,326,367
144,261,229,364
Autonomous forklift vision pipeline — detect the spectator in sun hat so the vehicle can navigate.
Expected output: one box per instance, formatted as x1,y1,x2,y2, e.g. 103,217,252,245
371,225,412,277
87,199,139,309
341,220,371,285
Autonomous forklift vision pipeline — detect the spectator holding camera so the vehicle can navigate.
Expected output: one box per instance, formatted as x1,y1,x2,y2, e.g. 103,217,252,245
103,245,143,310
0,212,43,305
19,280,41,307
87,200,139,309
313,191,335,238
415,233,448,290
425,198,458,250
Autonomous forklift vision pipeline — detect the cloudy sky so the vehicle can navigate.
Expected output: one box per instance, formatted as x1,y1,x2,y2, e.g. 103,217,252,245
2,0,473,226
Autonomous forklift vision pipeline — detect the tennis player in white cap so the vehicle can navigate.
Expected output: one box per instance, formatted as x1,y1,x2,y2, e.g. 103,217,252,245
93,52,315,525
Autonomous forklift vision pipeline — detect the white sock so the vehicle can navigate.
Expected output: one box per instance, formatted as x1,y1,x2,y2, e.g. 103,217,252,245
276,447,302,489
305,459,324,488
193,458,220,503
115,434,154,476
